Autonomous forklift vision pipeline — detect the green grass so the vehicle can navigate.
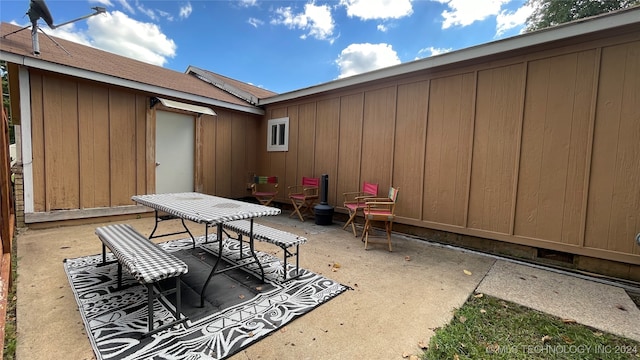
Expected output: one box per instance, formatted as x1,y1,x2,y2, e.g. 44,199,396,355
422,293,640,360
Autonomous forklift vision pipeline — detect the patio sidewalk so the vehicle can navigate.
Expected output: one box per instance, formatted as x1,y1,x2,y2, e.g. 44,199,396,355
15,212,640,360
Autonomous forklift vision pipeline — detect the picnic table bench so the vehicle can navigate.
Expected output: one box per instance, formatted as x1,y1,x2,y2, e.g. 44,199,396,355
222,220,307,281
95,223,188,336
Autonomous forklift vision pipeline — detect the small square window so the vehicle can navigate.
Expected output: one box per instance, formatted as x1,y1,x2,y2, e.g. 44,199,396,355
267,117,289,152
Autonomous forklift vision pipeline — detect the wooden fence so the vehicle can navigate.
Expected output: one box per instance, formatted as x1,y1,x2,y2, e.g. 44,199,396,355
0,99,15,359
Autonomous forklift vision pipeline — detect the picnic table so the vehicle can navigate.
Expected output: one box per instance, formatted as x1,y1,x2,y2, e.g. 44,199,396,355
131,192,281,306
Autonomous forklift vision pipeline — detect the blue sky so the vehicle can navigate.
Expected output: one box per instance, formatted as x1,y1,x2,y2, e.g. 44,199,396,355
2,0,535,93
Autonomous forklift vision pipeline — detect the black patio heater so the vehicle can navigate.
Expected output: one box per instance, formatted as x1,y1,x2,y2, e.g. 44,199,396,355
314,174,334,225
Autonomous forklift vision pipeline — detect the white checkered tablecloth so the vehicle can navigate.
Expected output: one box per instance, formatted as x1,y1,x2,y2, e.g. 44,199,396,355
131,192,282,224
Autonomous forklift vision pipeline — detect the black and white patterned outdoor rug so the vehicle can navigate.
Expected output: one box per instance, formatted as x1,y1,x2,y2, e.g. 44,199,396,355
64,235,349,360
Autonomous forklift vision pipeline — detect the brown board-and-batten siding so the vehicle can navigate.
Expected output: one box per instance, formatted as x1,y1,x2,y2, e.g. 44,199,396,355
197,109,260,197
258,29,640,272
30,72,149,213
27,71,262,222
586,42,640,256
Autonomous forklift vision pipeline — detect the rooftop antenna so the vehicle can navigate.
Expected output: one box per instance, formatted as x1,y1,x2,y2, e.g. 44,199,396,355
2,0,106,56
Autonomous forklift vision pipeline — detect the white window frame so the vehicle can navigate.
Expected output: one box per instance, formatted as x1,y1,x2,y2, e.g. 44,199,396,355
267,117,289,152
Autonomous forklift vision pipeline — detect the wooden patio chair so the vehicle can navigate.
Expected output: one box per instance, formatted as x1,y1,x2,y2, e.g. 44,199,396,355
362,186,399,252
288,176,320,222
251,176,278,206
342,182,379,236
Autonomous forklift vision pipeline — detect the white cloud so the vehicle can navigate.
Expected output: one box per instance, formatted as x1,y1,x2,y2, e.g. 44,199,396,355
434,0,510,29
157,10,174,22
48,23,93,47
239,0,258,7
134,1,186,22
417,46,452,59
84,11,176,66
271,3,335,42
496,4,533,36
248,17,264,28
136,3,158,21
115,0,135,14
340,0,413,20
335,43,400,78
377,24,388,32
109,0,187,22
89,0,114,7
179,3,192,19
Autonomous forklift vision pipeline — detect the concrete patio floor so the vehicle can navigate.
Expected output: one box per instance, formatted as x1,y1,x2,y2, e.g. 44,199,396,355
15,211,640,360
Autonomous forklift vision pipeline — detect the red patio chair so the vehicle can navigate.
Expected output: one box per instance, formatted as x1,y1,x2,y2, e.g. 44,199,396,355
288,176,319,222
362,186,399,252
342,182,379,236
251,176,278,206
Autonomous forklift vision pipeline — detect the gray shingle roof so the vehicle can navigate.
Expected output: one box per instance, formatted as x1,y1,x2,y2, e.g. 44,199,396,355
0,22,275,112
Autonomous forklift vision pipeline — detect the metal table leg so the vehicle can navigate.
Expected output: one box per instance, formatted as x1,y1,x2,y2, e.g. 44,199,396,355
199,219,265,307
148,210,197,248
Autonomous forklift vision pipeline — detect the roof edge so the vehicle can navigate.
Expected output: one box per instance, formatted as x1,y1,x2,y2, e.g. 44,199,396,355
258,7,640,105
0,50,265,115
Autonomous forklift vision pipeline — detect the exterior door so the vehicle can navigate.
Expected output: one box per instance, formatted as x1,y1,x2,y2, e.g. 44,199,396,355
156,111,194,194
